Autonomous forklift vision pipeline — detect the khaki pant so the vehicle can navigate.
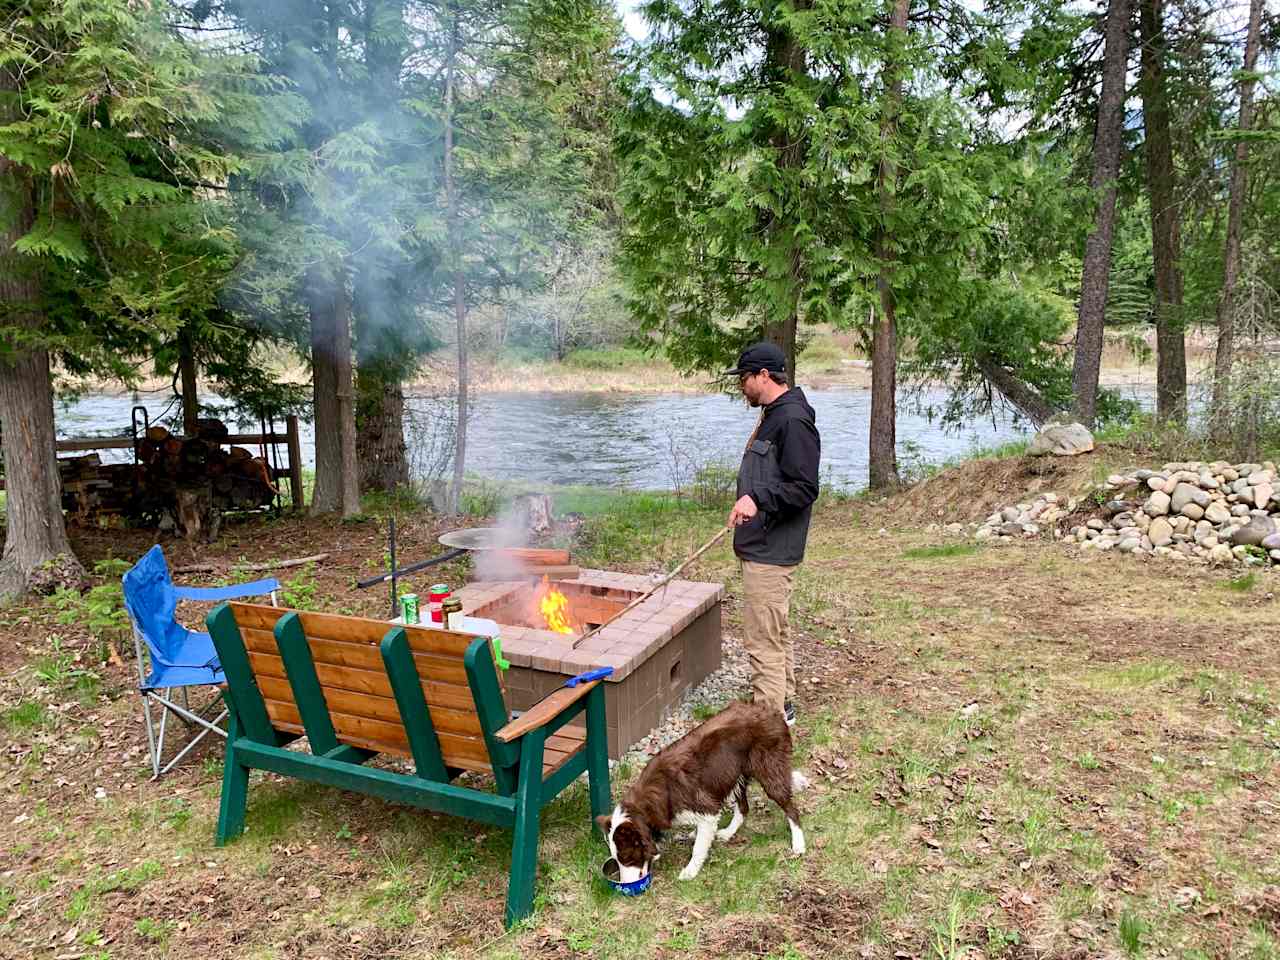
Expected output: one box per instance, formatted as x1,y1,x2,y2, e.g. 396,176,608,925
741,560,798,711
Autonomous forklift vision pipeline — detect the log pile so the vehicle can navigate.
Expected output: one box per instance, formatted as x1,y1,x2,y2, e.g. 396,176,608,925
59,421,278,536
59,455,138,522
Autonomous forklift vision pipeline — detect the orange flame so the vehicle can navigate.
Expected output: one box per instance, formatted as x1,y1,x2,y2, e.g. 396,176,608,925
538,577,574,634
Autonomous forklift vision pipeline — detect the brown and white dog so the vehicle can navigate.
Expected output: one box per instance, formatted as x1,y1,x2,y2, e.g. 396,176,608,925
597,701,809,883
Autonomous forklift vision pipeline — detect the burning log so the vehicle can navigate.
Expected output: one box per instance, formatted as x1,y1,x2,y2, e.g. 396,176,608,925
488,548,571,566
472,563,579,582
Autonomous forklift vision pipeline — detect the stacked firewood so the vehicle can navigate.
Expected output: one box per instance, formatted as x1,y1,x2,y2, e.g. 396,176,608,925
134,424,277,529
60,422,277,533
59,455,138,522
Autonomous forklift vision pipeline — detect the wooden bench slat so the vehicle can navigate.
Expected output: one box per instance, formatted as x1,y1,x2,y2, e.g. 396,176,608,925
247,650,475,712
242,627,471,685
234,603,478,657
262,698,493,769
266,717,497,776
255,675,483,737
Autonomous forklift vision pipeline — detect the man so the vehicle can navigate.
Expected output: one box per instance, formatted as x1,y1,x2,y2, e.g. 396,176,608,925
723,342,820,727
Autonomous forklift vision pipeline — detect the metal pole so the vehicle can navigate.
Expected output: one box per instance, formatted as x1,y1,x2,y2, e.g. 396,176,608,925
389,516,398,619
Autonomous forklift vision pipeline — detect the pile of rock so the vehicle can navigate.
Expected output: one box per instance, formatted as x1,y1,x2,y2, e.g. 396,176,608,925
1065,461,1280,564
974,493,1073,542
970,460,1280,566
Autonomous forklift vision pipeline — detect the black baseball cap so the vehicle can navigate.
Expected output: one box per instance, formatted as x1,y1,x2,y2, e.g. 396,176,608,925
722,342,786,376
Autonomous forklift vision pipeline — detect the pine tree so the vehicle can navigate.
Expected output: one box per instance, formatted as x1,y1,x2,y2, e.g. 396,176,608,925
0,0,250,597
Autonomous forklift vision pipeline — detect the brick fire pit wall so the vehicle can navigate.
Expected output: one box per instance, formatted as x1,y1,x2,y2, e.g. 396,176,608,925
455,570,724,758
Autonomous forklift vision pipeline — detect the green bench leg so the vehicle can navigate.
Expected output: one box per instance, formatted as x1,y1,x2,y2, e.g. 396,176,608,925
216,712,250,846
505,728,545,928
586,684,611,832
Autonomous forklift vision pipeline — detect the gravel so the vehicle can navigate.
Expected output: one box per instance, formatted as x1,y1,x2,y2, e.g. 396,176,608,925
612,634,752,769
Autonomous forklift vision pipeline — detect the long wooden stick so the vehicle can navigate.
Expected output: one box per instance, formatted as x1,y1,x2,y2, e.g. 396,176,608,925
571,526,730,649
173,553,329,575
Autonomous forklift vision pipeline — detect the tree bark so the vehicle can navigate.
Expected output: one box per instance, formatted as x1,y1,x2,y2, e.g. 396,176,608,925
762,4,809,386
356,364,409,492
1138,0,1186,423
309,273,360,517
444,7,467,516
975,352,1061,427
1210,0,1263,436
1071,0,1131,427
335,280,360,518
0,66,84,598
353,0,410,493
178,327,199,437
868,0,910,490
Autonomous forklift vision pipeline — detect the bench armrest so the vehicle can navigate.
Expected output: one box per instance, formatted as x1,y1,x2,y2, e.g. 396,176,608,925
494,680,600,743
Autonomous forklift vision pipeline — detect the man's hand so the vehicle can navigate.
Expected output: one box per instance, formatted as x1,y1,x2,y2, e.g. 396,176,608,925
728,494,758,527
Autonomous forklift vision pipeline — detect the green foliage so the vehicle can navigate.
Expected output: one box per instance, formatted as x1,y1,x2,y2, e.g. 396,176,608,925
616,0,1034,380
1118,909,1148,956
280,564,320,611
45,557,131,662
135,917,176,943
563,347,649,370
459,479,504,518
2,700,53,733
0,0,266,389
32,636,101,702
902,544,980,561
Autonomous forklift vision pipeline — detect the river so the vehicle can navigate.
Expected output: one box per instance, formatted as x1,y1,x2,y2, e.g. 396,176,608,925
55,385,1156,492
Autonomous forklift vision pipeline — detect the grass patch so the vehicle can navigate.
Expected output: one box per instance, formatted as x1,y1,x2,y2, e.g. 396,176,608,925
558,488,722,570
2,699,53,732
1082,660,1181,691
135,917,175,944
901,543,979,561
1118,908,1148,956
67,861,164,922
798,333,849,373
1225,572,1258,592
562,346,651,370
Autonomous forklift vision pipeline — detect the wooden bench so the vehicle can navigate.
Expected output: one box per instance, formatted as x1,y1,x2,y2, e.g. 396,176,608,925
206,601,611,927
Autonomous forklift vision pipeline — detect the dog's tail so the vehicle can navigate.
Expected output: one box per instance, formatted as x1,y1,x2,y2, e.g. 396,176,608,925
791,770,811,792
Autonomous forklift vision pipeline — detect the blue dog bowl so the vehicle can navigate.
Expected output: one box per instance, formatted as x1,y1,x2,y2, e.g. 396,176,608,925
601,857,651,896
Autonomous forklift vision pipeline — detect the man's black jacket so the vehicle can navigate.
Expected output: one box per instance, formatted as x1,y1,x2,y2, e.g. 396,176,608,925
734,387,820,566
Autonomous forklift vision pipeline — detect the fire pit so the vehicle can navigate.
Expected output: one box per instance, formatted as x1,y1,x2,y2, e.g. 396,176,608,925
455,570,724,758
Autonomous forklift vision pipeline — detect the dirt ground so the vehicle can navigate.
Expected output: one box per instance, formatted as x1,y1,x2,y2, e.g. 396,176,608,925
2,458,1278,959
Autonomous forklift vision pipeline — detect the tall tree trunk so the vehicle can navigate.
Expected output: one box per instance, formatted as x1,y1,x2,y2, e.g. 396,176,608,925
868,0,910,490
444,8,467,516
310,273,360,517
0,67,84,598
1210,0,1263,437
356,365,410,492
1139,0,1186,423
354,0,411,492
763,286,798,387
762,5,809,386
178,327,199,436
335,280,360,518
1071,0,1132,427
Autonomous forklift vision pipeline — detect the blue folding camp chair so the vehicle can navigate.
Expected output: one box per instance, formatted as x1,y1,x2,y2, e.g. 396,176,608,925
123,545,280,779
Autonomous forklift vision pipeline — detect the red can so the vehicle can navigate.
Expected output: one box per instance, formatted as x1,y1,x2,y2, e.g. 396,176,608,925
428,584,451,623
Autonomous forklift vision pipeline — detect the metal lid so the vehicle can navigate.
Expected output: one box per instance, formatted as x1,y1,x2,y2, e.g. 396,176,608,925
437,527,527,550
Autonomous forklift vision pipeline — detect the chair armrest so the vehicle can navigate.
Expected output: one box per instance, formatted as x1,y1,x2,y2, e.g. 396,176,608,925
172,578,281,602
494,680,600,743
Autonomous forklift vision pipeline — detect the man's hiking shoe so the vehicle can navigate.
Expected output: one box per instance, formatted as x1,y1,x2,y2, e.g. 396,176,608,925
783,701,796,728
